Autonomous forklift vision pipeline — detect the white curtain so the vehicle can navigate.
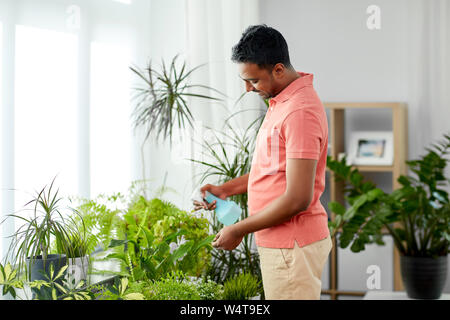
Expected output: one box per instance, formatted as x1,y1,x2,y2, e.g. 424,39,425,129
184,0,265,194
407,0,450,179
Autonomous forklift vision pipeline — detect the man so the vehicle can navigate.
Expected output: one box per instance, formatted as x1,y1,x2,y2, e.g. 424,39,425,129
193,24,332,300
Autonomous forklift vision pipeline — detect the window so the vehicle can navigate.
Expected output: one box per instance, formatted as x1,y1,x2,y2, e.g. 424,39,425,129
0,0,150,257
0,21,3,259
14,25,78,223
90,41,132,197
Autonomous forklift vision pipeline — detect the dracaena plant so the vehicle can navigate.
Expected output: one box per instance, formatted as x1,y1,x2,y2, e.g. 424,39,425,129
129,53,225,146
2,177,84,279
327,133,450,258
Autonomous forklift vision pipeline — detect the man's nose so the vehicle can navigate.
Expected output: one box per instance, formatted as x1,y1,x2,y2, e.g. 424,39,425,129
245,81,256,92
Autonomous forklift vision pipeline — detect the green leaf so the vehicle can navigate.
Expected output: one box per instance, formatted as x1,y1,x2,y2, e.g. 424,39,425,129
367,188,384,201
170,241,194,263
120,277,128,295
328,201,346,216
343,194,367,220
124,292,145,300
334,214,343,227
192,235,215,254
350,170,363,187
54,265,68,281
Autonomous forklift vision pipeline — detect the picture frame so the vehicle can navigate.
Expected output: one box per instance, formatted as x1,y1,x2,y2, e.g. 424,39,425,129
347,131,393,166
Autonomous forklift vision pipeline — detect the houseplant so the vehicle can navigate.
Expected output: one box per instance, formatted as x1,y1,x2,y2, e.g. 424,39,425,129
2,178,81,283
130,54,226,197
0,261,95,300
189,109,264,284
222,272,262,300
327,133,450,299
57,224,92,288
130,53,225,146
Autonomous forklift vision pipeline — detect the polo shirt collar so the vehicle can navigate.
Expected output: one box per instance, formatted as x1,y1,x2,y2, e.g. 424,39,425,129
269,71,314,105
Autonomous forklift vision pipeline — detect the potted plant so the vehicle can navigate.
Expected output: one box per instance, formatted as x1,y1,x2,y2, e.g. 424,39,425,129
58,226,91,288
222,272,262,300
327,133,450,299
2,178,81,287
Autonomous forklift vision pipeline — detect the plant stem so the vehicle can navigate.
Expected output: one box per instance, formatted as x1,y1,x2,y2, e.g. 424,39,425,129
384,223,406,255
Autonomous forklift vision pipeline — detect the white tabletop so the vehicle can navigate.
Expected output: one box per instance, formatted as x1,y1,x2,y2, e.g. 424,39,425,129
363,290,450,300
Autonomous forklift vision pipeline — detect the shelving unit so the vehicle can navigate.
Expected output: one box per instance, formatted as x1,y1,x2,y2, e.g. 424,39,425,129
322,102,408,300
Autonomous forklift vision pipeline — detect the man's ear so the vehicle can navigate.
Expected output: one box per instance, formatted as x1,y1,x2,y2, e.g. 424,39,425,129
272,63,285,78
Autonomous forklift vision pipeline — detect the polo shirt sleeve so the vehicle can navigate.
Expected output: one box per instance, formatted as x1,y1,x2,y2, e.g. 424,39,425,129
281,109,322,160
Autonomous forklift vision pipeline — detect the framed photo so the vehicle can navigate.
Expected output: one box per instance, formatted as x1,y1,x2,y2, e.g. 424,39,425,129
347,131,393,166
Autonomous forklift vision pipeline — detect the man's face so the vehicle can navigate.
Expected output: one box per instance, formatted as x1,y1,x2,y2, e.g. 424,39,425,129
238,62,280,100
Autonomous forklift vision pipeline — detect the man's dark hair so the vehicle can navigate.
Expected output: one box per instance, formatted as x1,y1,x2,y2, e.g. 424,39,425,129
231,24,292,71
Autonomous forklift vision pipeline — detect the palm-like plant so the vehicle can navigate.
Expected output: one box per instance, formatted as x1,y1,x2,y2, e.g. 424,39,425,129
3,177,83,280
129,54,226,146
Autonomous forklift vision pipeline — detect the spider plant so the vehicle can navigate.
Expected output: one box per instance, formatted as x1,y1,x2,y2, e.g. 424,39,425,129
129,53,226,146
2,177,84,280
188,105,265,283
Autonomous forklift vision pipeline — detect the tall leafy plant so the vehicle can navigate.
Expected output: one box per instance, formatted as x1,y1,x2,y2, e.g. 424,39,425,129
189,105,265,283
2,178,84,279
129,54,225,196
130,54,225,144
328,133,450,257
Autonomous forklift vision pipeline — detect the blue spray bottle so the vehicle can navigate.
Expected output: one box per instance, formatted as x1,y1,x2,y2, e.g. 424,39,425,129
204,191,241,226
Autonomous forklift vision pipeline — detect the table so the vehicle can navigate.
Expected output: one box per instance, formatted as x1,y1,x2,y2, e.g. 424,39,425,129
363,290,450,300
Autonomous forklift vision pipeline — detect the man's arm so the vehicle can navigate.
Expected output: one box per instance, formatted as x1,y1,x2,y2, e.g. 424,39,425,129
194,173,249,211
221,173,249,197
212,159,317,249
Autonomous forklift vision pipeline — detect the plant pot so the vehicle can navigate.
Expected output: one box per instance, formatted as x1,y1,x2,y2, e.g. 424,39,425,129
66,255,90,287
400,255,448,299
26,254,67,281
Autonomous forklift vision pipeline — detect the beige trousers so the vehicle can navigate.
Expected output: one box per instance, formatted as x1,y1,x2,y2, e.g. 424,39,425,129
257,235,332,300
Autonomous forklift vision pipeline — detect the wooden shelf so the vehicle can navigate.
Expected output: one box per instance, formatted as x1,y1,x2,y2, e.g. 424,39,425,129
355,165,394,172
323,102,404,109
324,102,408,299
326,165,394,173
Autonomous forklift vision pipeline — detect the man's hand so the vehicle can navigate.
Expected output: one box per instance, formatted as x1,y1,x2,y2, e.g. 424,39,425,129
211,225,244,250
192,184,228,211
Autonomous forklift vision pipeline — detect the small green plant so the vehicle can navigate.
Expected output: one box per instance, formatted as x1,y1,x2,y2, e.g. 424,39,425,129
0,262,94,300
142,272,201,300
222,273,262,300
96,277,144,300
195,276,224,300
71,192,125,251
107,228,215,282
119,272,224,300
0,262,23,299
2,177,86,280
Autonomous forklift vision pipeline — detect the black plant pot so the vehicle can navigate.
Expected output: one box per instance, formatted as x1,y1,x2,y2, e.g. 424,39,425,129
400,255,448,299
26,254,67,281
26,254,67,299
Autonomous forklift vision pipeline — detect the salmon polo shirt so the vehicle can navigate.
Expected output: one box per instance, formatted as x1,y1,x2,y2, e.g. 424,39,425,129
247,71,330,248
